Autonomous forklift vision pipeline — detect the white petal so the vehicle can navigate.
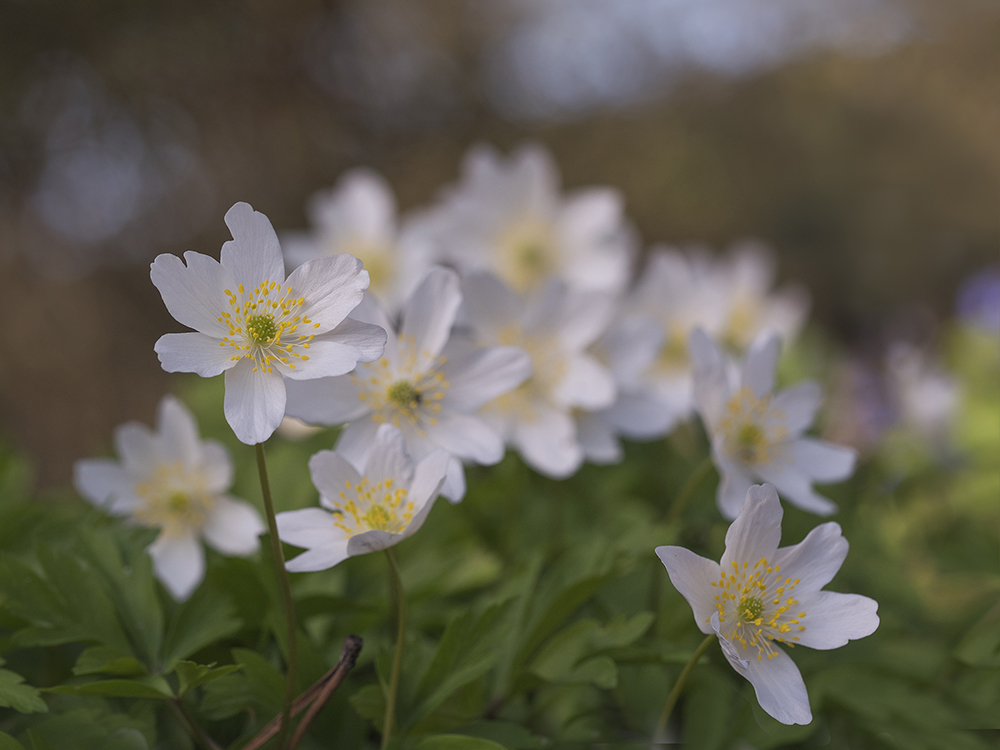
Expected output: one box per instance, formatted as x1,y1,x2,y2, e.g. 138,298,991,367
334,418,379,470
285,376,369,426
790,438,856,483
715,456,755,521
554,290,616,351
689,328,730,430
740,333,781,398
423,412,505,465
553,354,616,410
114,422,158,477
286,545,351,572
276,507,344,550
308,449,363,500
285,254,370,333
346,529,399,557
755,463,838,516
460,272,520,334
155,333,238,377
200,440,234,494
512,405,582,478
407,448,450,513
157,396,200,467
73,459,137,515
656,546,721,634
771,522,848,594
598,317,663,387
575,411,622,464
324,317,387,362
793,591,879,650
608,392,676,440
282,339,372,381
720,484,783,571
442,346,532,413
400,267,462,369
220,202,286,292
223,360,286,445
364,425,415,487
772,382,822,435
440,456,466,503
741,645,812,725
149,532,205,601
202,496,264,555
150,251,233,337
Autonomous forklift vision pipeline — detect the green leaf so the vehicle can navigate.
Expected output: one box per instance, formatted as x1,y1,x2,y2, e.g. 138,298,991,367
0,663,47,713
161,587,241,671
73,647,147,677
45,675,173,699
415,735,508,750
349,684,385,722
447,722,548,750
0,731,27,750
955,601,1000,667
173,661,242,696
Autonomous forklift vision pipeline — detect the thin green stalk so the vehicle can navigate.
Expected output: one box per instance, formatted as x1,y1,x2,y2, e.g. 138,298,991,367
666,456,714,524
382,549,407,750
255,442,298,750
653,634,715,743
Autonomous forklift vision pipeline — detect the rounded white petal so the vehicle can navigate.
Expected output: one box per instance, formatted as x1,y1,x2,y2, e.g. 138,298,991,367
553,354,616,410
114,422,158,477
689,328,731,430
155,333,238,377
363,425,415,488
442,346,532,413
400,267,462,369
608,392,676,440
552,289,616,351
308,449,364,500
281,339,371,381
423,412,505,465
285,375,369,426
575,411,622,464
284,254,370,334
150,251,233,338
656,546,721,635
276,507,345,549
346,529,400,557
790,438,857,483
404,448,451,519
221,202,286,292
793,591,879,650
755,462,838,516
720,484,783,572
771,522,848,594
741,644,812,725
74,459,137,515
285,541,351,572
157,396,200,467
323,317,387,363
149,532,205,601
715,456,755,521
740,333,781,399
512,405,582,478
334,418,379,470
200,440,234,494
771,382,822,436
202,496,264,556
440,456,466,503
460,273,520,334
223,360,286,445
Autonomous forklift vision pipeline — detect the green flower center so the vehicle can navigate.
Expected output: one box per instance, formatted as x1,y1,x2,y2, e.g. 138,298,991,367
736,423,765,463
740,595,764,623
246,314,277,342
388,380,420,406
167,492,191,514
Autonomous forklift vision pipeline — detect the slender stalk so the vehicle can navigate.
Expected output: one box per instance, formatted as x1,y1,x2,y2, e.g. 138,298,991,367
666,456,714,524
255,442,298,750
170,699,224,750
653,634,715,743
288,635,364,749
382,549,407,750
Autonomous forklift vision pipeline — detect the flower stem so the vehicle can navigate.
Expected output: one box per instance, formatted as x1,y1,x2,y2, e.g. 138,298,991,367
666,456,714,524
255,442,298,750
382,549,407,750
653,633,715,743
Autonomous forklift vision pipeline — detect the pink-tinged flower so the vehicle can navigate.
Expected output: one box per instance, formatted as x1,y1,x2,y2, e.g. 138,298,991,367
656,484,879,725
150,202,386,445
74,396,265,600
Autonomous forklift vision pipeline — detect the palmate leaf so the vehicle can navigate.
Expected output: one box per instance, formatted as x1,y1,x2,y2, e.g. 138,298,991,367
173,661,242,697
0,659,47,714
45,675,173,700
161,586,242,672
72,647,147,678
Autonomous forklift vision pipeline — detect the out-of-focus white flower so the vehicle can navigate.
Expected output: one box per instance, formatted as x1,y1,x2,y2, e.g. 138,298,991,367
576,317,676,463
281,168,433,311
712,242,810,352
286,267,531,502
462,272,617,478
276,416,323,441
656,484,879,725
690,329,856,519
74,396,265,600
150,202,387,445
418,143,634,295
276,425,449,572
885,343,960,444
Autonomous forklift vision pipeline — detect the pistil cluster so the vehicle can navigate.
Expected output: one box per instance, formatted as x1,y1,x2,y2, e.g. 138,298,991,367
711,558,807,661
719,387,787,466
330,477,413,536
132,462,214,537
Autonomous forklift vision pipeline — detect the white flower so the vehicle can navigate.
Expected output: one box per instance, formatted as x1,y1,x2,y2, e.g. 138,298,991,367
276,425,449,572
151,202,387,445
712,241,809,352
73,396,265,600
280,168,432,310
689,328,857,519
656,484,879,725
462,272,617,478
885,342,960,445
285,267,531,502
419,143,634,295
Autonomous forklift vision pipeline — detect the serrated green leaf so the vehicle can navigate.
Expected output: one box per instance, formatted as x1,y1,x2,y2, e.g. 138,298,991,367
45,675,173,699
415,735,507,750
73,647,147,677
161,587,241,671
0,666,47,713
174,661,242,696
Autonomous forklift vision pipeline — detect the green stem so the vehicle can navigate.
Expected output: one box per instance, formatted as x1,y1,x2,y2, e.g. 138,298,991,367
382,549,407,750
255,443,298,750
653,634,715,743
666,456,714,524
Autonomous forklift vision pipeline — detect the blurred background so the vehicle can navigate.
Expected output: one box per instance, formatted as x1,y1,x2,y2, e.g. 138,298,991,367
0,0,998,486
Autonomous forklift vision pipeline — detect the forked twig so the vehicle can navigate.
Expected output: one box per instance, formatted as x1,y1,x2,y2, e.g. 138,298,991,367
288,634,364,748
